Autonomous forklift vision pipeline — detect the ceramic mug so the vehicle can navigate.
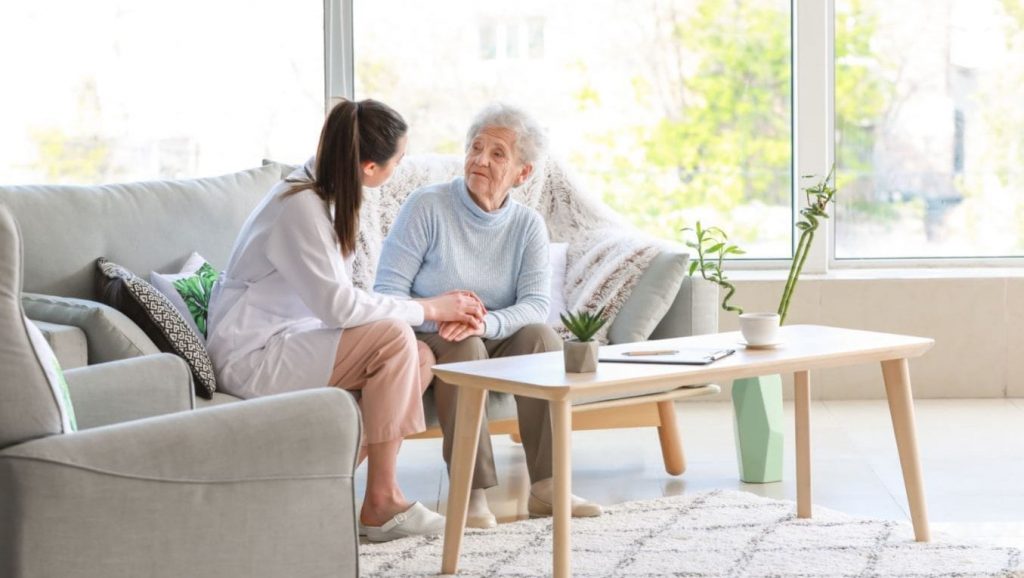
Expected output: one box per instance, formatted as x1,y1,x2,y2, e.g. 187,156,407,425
738,312,781,346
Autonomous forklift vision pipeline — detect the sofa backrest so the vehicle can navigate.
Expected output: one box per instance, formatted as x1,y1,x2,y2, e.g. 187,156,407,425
0,206,65,449
0,164,282,299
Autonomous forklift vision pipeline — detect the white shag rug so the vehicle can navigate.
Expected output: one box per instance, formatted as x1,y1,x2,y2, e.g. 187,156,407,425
360,490,1023,577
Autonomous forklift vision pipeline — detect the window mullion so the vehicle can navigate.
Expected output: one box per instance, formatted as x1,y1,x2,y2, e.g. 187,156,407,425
325,0,353,112
794,0,835,274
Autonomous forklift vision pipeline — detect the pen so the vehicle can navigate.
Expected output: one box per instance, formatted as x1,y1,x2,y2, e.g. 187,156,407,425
622,349,679,356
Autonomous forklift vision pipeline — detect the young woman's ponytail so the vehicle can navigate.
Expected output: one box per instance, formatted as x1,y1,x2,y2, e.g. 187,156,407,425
285,99,407,256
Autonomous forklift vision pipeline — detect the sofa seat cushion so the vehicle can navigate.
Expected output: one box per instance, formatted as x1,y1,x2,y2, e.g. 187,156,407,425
193,392,242,409
31,320,88,370
97,258,217,399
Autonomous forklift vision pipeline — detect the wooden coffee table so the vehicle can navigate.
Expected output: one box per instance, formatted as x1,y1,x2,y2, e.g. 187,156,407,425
432,325,934,578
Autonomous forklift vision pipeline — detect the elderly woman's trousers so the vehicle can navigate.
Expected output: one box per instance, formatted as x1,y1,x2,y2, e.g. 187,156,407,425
417,324,563,489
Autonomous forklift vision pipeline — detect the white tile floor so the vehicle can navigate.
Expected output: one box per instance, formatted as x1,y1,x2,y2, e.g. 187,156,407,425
356,399,1024,548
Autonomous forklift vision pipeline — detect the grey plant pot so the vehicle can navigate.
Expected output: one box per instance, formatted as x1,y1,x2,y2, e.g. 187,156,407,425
564,340,599,373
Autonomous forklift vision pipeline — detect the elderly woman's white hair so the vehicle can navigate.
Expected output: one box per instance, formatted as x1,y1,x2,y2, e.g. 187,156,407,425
465,103,548,165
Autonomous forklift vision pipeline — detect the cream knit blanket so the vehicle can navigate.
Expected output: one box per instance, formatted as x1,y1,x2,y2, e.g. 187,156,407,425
352,154,664,343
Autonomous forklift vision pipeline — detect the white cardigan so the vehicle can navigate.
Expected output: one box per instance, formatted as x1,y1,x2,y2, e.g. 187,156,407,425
207,165,424,399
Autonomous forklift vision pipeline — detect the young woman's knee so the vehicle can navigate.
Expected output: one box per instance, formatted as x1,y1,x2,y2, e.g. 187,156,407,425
373,318,418,352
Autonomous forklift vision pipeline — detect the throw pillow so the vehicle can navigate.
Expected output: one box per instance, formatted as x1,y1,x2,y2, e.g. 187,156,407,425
150,252,218,342
546,242,569,324
97,258,216,398
24,316,78,432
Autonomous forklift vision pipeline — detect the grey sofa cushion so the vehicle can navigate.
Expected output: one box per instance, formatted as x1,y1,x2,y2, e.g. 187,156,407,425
22,292,159,363
0,206,66,449
606,249,690,344
650,276,721,339
31,320,88,369
0,164,281,299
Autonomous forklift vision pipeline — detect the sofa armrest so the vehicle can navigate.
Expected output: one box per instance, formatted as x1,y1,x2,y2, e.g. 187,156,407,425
0,388,361,578
64,353,195,430
648,275,721,339
22,292,159,363
4,388,359,479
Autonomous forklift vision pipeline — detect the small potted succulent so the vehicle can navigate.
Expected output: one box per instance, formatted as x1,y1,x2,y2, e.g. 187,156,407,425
560,307,608,373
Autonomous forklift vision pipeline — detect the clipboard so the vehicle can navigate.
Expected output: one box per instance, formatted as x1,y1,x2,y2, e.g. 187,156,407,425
599,347,736,366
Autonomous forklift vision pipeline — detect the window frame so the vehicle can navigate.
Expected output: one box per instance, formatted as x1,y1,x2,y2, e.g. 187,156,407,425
327,0,1023,271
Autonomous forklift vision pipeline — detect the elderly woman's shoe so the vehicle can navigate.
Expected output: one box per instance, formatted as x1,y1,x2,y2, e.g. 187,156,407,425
362,502,446,543
467,488,498,529
527,479,603,518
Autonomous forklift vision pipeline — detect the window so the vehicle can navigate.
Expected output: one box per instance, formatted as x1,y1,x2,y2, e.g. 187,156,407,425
0,1,324,185
835,0,1024,259
353,0,793,258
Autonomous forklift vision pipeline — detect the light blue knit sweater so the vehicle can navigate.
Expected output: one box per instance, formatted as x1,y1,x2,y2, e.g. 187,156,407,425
374,177,550,340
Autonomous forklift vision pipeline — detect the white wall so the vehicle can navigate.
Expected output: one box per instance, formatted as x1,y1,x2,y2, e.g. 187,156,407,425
699,271,1024,400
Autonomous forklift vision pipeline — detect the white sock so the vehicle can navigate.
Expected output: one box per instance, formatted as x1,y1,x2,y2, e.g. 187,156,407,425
469,488,492,518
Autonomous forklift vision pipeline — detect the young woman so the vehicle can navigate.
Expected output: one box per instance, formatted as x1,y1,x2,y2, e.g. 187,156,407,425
206,99,485,542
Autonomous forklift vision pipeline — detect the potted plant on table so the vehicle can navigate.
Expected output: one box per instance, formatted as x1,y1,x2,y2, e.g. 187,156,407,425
560,307,608,373
681,166,837,483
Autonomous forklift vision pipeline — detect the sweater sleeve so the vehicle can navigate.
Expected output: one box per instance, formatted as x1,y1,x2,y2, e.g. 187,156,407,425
482,214,551,339
374,191,438,331
266,193,424,328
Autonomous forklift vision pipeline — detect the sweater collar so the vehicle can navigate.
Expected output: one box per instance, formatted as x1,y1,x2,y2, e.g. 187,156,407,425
454,177,514,225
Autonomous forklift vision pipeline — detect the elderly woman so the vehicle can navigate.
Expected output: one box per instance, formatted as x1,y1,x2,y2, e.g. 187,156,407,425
374,103,602,529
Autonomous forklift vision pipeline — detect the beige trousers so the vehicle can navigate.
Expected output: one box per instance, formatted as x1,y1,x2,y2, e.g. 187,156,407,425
418,324,563,489
328,319,435,446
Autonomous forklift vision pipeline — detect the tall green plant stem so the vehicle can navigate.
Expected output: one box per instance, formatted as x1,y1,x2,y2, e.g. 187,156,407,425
714,247,743,315
778,228,814,324
777,165,836,324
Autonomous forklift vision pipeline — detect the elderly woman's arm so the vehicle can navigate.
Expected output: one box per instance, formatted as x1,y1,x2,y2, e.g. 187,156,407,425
479,219,551,339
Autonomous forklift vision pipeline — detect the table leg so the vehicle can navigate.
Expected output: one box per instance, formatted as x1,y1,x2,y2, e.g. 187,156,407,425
441,387,487,575
880,358,931,542
794,370,811,518
657,400,686,475
551,398,572,578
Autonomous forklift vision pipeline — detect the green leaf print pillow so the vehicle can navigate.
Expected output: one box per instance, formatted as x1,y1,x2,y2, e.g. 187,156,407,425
25,316,77,432
150,253,219,342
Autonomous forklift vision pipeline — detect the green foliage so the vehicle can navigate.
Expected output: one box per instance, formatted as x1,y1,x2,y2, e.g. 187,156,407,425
559,307,608,342
778,166,837,324
682,221,745,315
173,263,218,337
31,129,112,184
589,0,885,247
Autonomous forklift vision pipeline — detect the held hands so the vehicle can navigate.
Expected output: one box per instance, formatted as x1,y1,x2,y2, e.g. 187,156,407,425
438,320,485,342
419,290,487,328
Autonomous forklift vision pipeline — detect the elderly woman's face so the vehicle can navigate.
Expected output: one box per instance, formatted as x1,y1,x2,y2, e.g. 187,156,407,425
464,126,531,201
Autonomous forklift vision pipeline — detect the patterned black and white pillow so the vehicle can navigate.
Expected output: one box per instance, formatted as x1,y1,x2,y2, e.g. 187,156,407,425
96,258,216,398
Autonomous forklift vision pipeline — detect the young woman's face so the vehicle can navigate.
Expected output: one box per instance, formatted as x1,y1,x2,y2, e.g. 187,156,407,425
362,135,408,188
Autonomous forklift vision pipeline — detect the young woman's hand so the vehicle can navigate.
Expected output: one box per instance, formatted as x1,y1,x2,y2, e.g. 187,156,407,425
418,290,486,325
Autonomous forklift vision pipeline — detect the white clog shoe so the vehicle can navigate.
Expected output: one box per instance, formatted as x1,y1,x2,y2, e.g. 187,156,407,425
362,502,446,543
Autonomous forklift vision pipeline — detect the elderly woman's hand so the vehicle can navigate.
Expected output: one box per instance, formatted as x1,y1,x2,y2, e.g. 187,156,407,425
438,320,485,342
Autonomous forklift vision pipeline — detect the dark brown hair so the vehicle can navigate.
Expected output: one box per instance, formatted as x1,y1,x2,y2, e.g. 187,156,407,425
284,99,407,256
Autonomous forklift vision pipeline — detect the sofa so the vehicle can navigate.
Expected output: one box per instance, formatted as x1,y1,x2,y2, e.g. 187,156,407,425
0,204,363,578
0,156,718,473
